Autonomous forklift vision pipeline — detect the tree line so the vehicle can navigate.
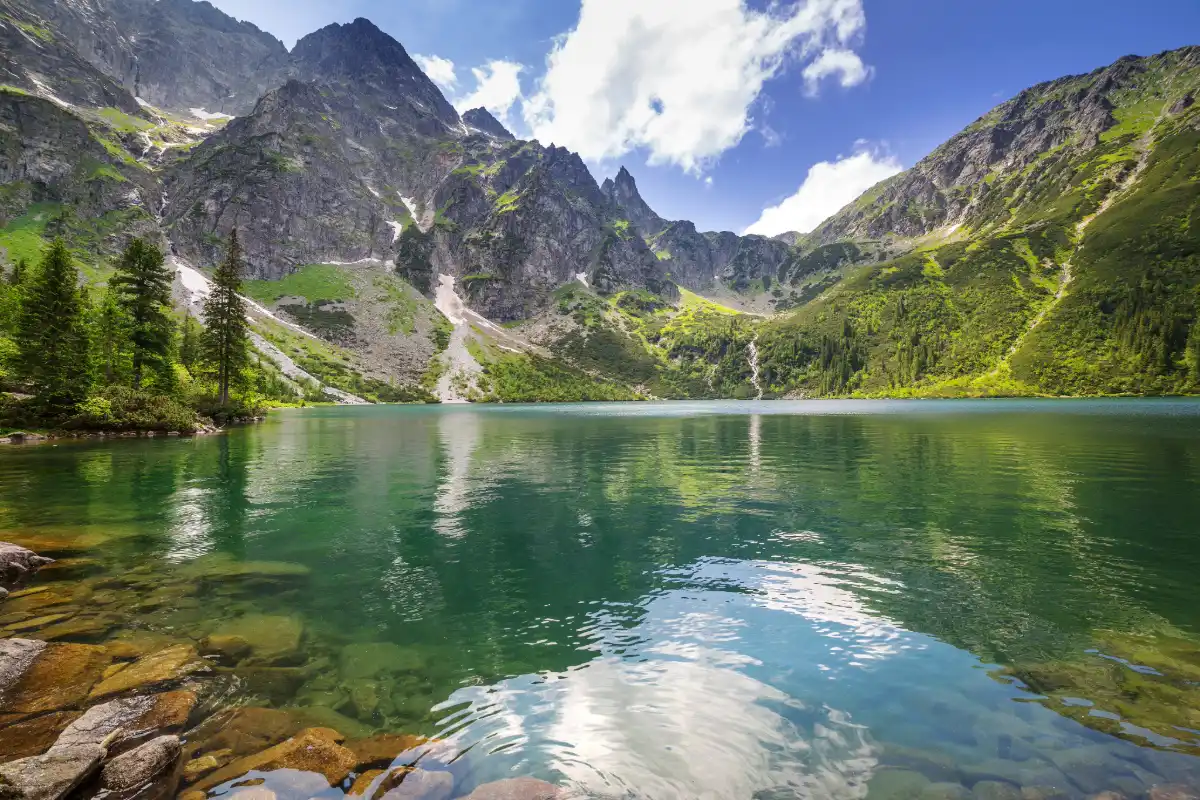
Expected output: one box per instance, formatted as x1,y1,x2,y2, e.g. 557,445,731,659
0,230,277,432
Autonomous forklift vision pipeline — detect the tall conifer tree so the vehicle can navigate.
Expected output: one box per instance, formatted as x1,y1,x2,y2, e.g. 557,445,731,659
15,240,91,412
111,238,173,389
201,230,249,405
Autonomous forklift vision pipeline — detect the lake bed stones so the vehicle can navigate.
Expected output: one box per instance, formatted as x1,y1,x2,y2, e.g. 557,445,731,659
462,778,562,800
189,728,357,792
87,644,207,700
98,735,183,799
0,743,105,800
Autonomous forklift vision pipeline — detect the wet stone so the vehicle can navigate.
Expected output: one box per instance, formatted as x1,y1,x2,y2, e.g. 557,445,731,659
4,613,75,633
206,614,304,665
188,707,305,758
463,778,562,800
0,643,111,716
190,728,358,792
921,783,971,800
0,743,105,800
0,711,81,760
339,642,428,681
379,769,454,800
345,733,427,770
54,690,196,751
99,735,183,795
1021,787,1071,800
1149,786,1200,800
87,644,207,700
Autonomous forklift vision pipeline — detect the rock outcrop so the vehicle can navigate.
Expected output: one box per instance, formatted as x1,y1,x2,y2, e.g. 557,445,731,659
462,107,514,140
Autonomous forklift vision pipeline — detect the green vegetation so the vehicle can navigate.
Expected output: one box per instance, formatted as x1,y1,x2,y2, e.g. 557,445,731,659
494,189,521,215
97,107,154,133
243,263,359,305
476,353,639,402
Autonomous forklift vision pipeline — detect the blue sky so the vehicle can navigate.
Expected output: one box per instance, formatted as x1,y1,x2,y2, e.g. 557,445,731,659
209,0,1200,236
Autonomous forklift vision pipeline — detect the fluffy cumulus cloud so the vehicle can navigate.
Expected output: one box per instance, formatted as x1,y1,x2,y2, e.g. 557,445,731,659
744,148,902,237
454,60,526,125
802,48,871,94
414,54,458,91
523,0,870,173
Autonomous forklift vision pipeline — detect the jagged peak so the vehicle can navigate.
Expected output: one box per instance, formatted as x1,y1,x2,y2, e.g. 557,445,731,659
462,107,514,140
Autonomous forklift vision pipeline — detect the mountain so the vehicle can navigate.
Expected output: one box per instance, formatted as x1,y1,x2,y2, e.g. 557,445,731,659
0,0,1197,402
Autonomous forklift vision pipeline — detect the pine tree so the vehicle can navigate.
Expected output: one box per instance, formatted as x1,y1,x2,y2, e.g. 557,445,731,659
15,240,91,413
179,312,201,373
93,284,130,385
201,230,249,406
111,238,173,389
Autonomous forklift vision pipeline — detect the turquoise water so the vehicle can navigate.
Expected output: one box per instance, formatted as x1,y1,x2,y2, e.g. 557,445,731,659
2,400,1200,798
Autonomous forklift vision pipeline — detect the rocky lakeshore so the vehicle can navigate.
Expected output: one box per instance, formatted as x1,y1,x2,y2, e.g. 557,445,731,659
0,542,566,800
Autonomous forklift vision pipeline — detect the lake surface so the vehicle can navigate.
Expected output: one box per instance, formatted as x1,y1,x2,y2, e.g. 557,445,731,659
2,400,1200,799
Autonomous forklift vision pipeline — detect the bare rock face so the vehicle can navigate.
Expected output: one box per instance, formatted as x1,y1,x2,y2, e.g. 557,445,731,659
53,691,196,750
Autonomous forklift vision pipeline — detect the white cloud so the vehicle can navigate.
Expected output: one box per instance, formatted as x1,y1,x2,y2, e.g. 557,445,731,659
523,0,870,173
745,148,902,237
802,48,871,94
414,54,458,91
454,60,526,125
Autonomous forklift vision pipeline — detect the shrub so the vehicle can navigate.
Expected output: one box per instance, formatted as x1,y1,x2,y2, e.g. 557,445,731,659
67,386,201,433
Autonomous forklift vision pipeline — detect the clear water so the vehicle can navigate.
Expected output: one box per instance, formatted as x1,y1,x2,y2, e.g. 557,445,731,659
2,400,1200,799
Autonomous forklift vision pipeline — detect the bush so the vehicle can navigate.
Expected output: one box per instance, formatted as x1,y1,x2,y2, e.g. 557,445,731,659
68,386,201,433
192,393,267,426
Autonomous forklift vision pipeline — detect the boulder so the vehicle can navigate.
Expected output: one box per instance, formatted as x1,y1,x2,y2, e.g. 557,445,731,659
99,735,183,799
463,778,562,800
346,733,427,770
339,642,428,681
0,744,104,800
87,645,207,700
0,639,47,694
204,615,304,665
53,691,196,751
0,543,53,588
190,728,357,792
187,707,305,757
0,643,111,716
379,769,454,800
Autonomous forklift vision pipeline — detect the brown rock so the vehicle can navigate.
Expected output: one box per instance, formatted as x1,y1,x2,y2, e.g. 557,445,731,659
0,712,81,760
0,744,105,800
188,707,305,757
0,643,111,716
53,691,196,751
190,728,359,792
348,769,385,796
182,750,233,783
206,615,304,665
463,778,562,800
4,613,75,634
87,645,207,700
379,770,454,800
346,734,428,770
99,735,183,797
38,616,117,642
200,635,253,663
1088,794,1126,800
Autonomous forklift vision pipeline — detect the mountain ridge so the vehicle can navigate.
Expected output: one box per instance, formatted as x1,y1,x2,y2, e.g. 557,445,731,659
1,0,1197,402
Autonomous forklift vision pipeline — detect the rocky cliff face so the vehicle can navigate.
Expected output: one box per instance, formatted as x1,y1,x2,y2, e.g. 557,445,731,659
462,107,513,140
602,165,790,293
15,0,288,114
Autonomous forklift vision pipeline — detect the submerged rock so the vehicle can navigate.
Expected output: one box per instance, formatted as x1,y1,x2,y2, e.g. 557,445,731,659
187,707,305,757
972,782,1023,800
921,784,971,800
0,643,111,716
87,645,207,700
99,735,183,799
0,743,104,800
205,614,304,665
339,642,428,681
189,728,357,792
868,768,932,800
0,712,81,760
1149,786,1200,800
378,769,454,800
345,733,427,770
463,778,562,800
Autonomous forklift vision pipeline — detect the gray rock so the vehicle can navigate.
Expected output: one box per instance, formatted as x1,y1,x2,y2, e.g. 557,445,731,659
0,744,105,800
463,778,562,800
1149,785,1200,800
463,108,514,141
52,692,195,751
99,735,182,795
0,638,48,694
0,544,54,588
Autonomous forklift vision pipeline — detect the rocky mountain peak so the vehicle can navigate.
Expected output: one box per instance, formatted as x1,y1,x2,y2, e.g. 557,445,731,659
289,17,459,126
604,166,664,234
462,107,514,140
